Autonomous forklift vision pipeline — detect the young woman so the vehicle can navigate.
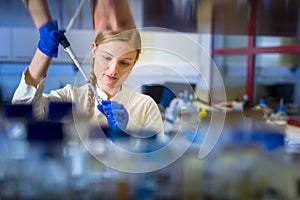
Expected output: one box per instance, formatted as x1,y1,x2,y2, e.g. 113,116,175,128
12,20,164,135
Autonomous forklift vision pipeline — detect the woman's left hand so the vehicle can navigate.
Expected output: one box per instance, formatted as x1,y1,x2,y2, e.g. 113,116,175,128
97,100,129,130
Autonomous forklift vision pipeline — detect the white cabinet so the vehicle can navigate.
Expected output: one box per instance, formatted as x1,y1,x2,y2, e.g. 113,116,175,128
54,30,96,64
2,28,96,64
0,28,12,61
11,28,38,62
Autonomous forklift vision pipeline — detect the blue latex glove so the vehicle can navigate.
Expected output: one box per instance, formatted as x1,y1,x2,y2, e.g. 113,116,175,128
97,100,129,130
38,20,64,57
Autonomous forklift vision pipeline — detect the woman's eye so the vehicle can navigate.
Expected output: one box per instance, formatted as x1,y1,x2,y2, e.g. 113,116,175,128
102,56,111,61
120,61,130,66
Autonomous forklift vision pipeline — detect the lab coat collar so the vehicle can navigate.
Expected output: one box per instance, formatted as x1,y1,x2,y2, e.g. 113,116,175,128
96,85,127,101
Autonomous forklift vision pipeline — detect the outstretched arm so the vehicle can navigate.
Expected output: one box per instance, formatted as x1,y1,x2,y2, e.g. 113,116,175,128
23,0,61,87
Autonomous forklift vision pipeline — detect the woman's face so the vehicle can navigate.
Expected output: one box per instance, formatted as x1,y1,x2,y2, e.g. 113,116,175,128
92,40,138,90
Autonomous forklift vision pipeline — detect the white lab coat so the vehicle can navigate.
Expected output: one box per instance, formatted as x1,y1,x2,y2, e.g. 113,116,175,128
12,70,164,135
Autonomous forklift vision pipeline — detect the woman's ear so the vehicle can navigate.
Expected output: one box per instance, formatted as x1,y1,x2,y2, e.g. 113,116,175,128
92,42,97,57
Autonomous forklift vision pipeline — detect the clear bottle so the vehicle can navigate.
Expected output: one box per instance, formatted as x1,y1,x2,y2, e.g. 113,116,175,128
269,98,289,127
173,92,184,124
164,92,183,124
252,98,273,120
180,91,198,123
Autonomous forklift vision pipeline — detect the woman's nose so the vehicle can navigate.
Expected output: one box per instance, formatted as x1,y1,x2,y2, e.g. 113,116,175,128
107,60,118,74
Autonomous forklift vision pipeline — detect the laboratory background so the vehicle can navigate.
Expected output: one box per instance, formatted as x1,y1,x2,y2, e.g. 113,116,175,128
1,0,300,199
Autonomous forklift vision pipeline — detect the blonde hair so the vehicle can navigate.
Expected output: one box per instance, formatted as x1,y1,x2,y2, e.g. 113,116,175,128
87,30,141,118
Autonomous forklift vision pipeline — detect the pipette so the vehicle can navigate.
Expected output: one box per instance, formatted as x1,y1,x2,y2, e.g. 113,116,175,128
59,34,103,105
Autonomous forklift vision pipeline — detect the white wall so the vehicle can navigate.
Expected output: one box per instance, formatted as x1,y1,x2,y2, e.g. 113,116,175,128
125,31,213,102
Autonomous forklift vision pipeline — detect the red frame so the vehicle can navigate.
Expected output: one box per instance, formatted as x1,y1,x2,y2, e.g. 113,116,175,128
212,2,300,102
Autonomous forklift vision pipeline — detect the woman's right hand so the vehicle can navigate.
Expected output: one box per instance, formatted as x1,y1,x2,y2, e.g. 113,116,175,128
25,20,63,87
38,20,64,58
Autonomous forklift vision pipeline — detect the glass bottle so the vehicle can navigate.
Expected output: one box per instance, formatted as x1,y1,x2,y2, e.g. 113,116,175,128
269,98,289,127
252,98,273,121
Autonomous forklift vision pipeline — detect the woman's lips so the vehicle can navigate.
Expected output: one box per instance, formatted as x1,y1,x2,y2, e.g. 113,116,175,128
106,74,117,81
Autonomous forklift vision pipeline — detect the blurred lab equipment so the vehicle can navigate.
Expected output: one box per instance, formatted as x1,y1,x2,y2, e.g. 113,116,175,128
269,98,289,126
252,98,273,120
1,100,300,199
285,119,300,153
48,102,74,121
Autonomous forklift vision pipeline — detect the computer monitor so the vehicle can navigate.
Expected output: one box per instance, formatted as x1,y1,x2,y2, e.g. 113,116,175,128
141,82,196,108
160,82,196,108
141,83,165,104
